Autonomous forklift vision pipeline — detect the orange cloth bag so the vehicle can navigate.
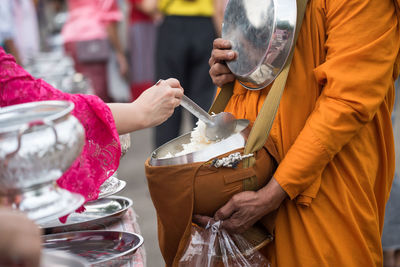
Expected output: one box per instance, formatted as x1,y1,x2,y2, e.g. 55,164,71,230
145,143,278,267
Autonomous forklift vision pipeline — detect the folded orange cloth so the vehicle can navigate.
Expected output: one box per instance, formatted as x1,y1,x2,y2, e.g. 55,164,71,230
221,82,321,207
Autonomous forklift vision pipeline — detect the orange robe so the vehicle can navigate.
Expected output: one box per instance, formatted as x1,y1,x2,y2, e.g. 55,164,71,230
223,0,400,266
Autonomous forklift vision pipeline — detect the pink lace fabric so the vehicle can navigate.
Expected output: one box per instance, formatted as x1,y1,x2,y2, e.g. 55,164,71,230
0,48,121,203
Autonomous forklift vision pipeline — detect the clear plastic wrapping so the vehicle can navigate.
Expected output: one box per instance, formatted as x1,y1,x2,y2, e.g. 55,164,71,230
179,221,270,267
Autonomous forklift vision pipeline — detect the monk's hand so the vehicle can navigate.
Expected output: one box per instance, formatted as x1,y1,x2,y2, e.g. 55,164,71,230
214,177,287,234
209,38,237,87
192,214,217,228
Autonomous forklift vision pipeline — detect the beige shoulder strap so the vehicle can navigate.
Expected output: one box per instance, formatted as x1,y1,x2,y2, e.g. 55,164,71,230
208,82,235,114
243,0,308,162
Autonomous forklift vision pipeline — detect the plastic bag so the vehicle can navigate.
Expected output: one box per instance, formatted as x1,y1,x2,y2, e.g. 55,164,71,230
179,221,270,267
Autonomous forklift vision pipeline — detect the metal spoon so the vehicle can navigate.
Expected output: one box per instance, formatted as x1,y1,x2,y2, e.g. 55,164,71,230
180,94,237,141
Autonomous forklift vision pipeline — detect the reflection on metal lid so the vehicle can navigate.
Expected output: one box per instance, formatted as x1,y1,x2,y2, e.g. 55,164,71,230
222,0,297,90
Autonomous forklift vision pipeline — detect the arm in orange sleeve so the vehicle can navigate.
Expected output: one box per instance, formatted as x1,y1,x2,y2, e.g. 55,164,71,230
274,0,400,199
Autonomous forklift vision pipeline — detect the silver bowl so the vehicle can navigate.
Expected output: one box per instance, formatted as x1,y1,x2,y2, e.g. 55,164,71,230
42,230,144,265
0,100,85,192
0,101,86,223
149,119,250,166
222,0,297,89
41,249,89,267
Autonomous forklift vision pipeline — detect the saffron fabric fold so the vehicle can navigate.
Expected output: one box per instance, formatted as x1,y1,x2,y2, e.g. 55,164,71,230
223,0,400,265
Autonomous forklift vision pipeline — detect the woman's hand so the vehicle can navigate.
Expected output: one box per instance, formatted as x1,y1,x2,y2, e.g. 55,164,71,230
135,78,183,128
193,178,287,234
108,78,184,134
209,38,237,87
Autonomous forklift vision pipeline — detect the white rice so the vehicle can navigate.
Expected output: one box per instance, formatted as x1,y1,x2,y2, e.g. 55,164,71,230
160,120,215,159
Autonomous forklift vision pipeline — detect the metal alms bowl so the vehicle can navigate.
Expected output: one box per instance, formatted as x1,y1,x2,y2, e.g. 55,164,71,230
222,0,297,90
0,100,85,192
149,119,250,166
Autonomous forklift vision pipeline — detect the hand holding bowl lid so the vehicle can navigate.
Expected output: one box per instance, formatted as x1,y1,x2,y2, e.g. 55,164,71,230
209,38,237,88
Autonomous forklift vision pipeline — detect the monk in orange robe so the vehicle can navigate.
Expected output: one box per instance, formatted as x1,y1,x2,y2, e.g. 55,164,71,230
197,0,400,266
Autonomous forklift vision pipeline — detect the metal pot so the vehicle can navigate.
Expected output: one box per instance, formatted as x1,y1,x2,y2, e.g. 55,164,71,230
222,0,297,90
149,119,250,166
0,100,85,192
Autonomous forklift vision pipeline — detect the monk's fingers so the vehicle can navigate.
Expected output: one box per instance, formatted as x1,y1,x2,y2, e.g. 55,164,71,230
209,63,236,87
210,62,232,76
192,214,215,228
213,38,233,50
210,49,236,66
220,216,250,234
210,73,236,88
214,198,238,222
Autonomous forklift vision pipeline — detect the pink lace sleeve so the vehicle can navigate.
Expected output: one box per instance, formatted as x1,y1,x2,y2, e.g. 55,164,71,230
0,48,121,202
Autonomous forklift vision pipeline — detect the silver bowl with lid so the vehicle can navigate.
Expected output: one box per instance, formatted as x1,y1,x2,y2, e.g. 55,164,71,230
0,100,85,190
149,119,250,166
222,0,297,89
0,100,85,223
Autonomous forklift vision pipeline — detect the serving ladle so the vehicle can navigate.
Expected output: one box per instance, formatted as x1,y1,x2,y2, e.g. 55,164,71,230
180,94,237,141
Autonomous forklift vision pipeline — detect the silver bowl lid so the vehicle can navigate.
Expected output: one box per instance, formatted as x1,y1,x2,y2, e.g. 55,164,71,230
0,100,74,134
222,0,297,89
149,119,250,166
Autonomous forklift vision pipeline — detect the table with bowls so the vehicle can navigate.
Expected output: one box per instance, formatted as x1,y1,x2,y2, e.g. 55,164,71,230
0,100,144,266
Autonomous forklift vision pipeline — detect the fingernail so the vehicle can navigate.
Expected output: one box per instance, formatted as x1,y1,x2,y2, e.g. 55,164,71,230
227,52,234,58
155,79,163,85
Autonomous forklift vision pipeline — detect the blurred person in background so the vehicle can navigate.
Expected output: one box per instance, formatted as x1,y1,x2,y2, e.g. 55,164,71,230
127,0,160,101
154,0,224,148
62,0,129,102
12,0,40,65
0,0,21,65
382,78,400,267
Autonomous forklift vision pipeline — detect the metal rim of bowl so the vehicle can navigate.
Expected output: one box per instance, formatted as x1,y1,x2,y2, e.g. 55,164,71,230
39,195,133,232
149,119,250,166
42,230,144,264
0,100,74,134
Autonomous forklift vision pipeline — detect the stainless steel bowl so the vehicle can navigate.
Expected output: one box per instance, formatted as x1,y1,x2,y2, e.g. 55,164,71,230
149,119,250,166
42,230,144,265
0,100,85,192
222,0,297,89
41,249,89,267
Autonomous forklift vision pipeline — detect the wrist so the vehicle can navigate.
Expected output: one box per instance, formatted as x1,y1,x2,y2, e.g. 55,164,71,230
257,177,287,211
129,101,148,130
